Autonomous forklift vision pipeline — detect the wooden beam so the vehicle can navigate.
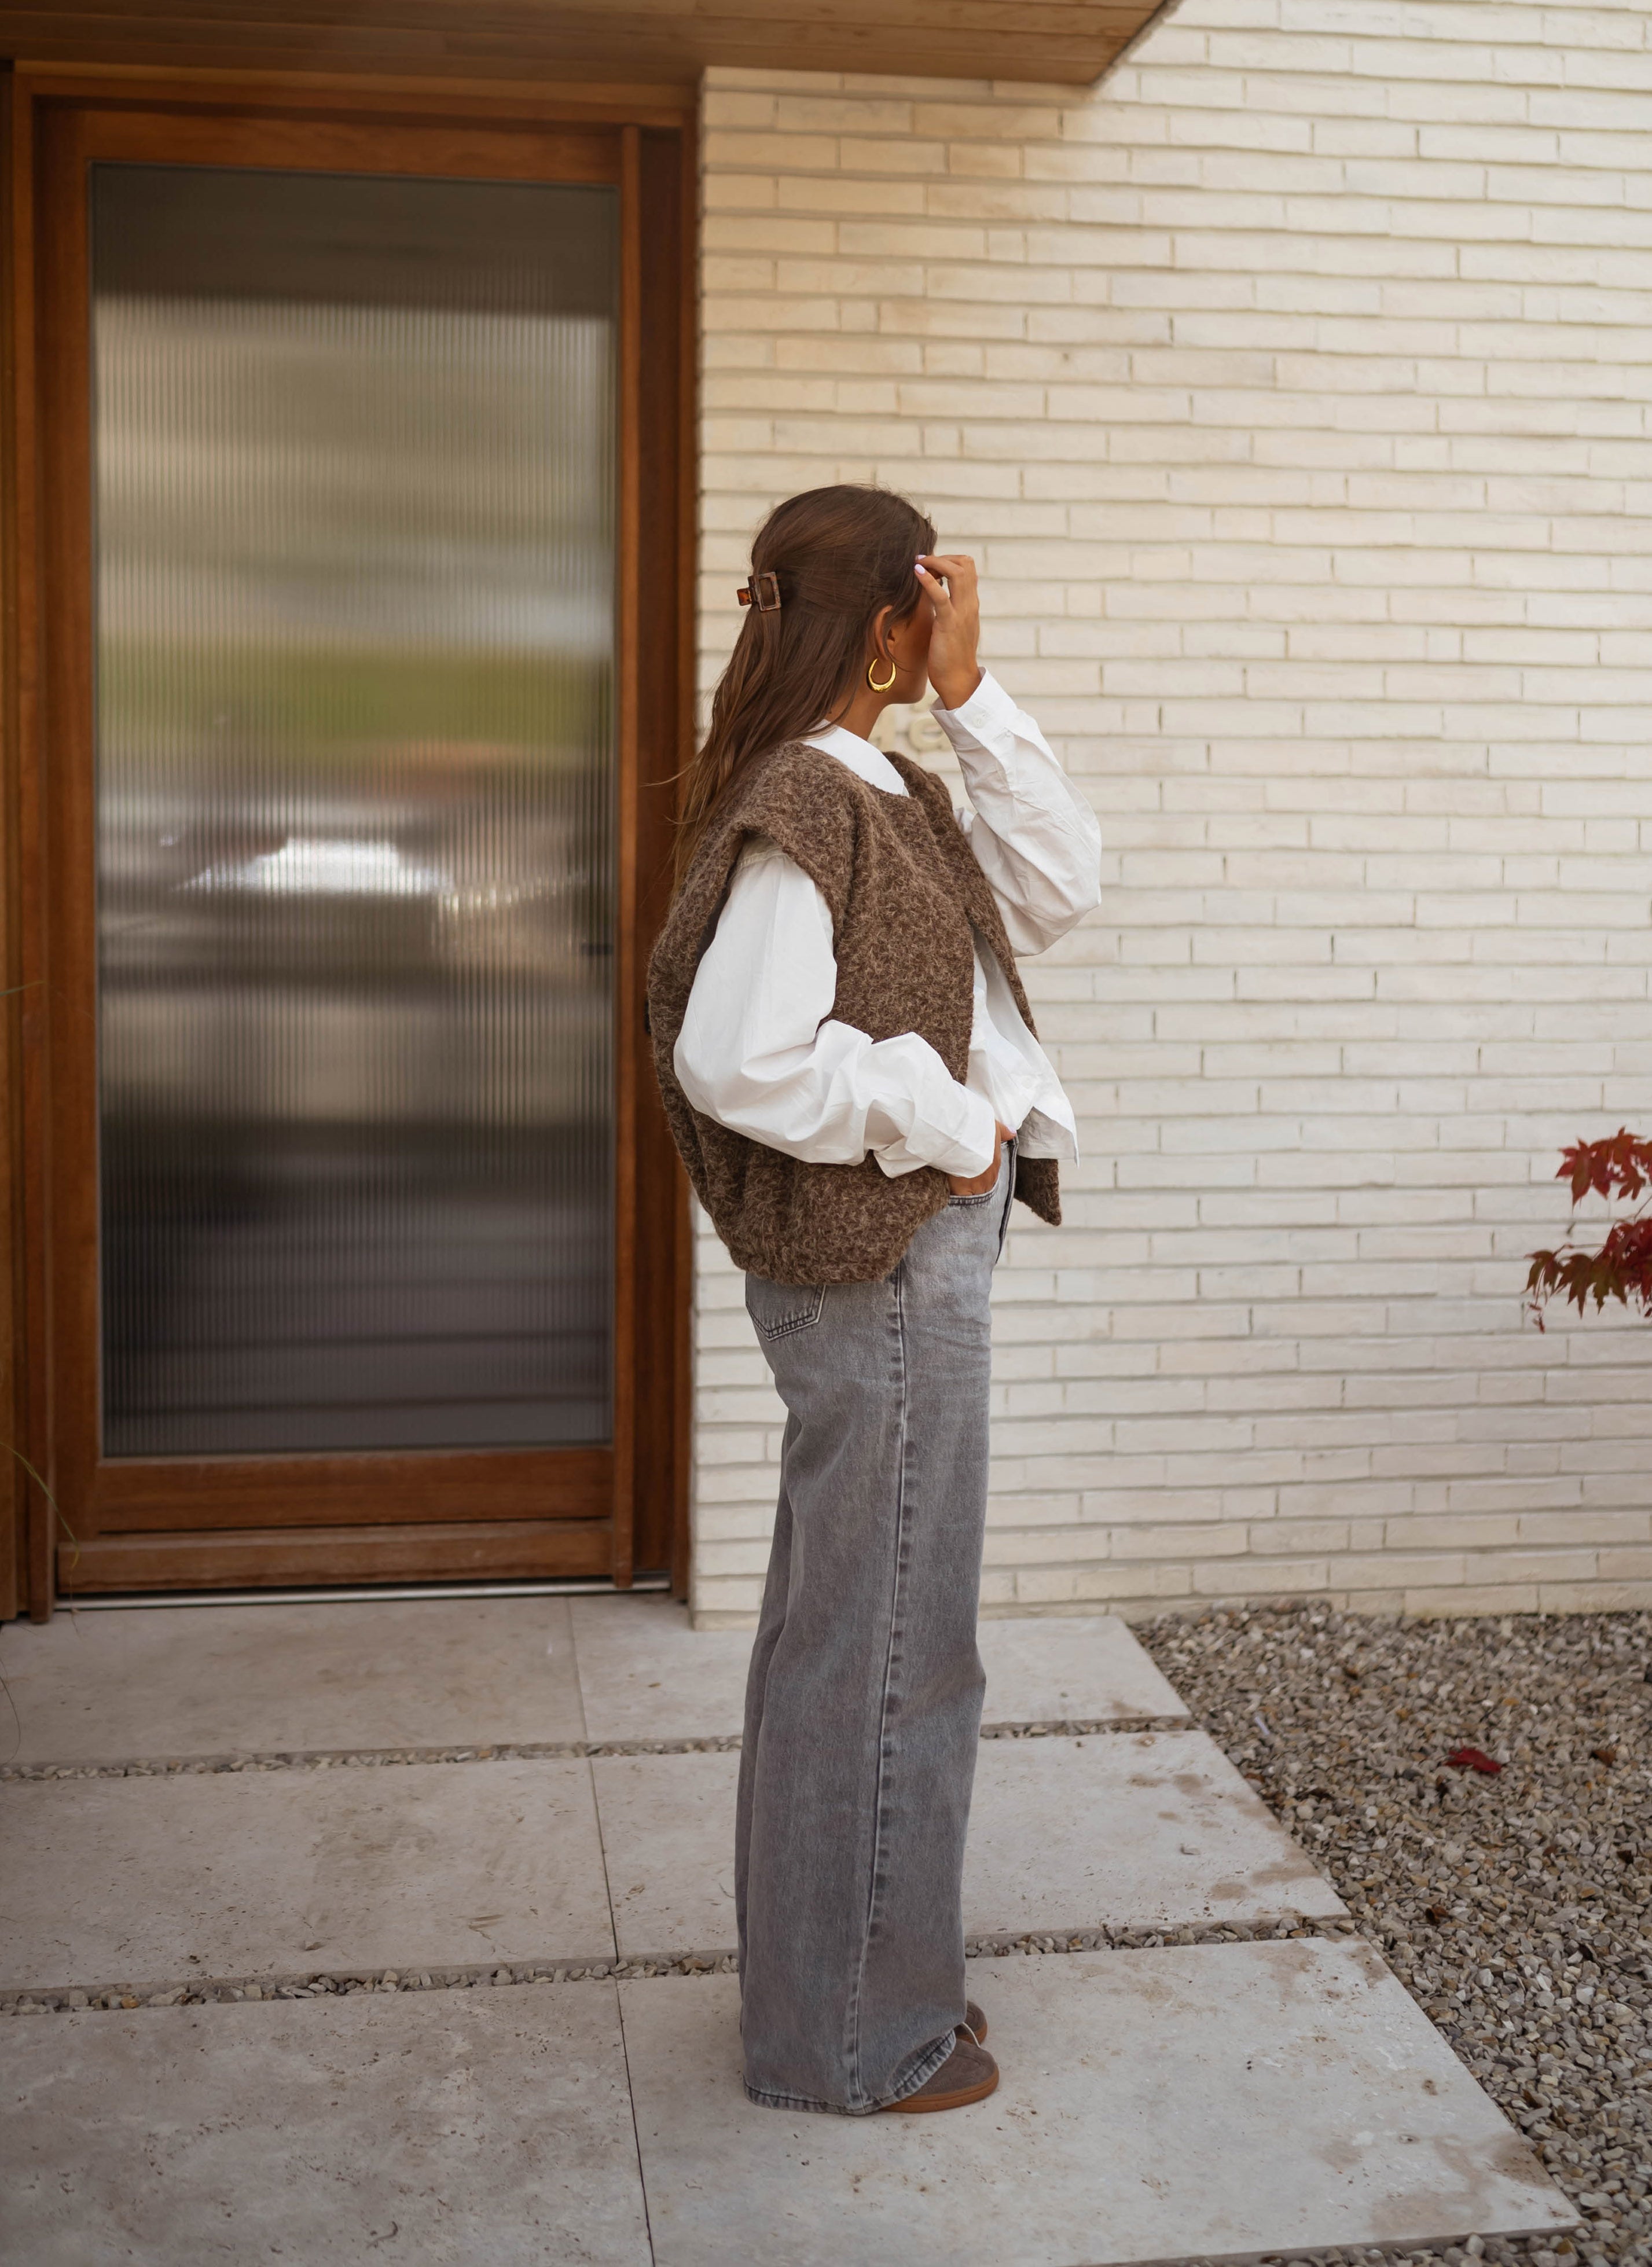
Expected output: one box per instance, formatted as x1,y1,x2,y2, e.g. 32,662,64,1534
0,67,22,1623
0,1,1163,89
612,118,643,1590
2,64,54,1621
59,1518,616,1591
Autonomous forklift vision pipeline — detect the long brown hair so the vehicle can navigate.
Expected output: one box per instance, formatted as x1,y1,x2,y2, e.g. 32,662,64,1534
674,484,937,880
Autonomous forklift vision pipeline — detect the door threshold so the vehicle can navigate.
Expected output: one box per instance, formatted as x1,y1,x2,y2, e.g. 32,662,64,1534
60,1575,672,1611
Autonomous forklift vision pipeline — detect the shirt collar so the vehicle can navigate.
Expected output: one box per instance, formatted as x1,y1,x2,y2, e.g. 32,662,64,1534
801,722,909,797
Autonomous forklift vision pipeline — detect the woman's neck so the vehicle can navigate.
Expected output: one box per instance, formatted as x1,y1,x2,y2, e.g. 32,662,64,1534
827,681,903,745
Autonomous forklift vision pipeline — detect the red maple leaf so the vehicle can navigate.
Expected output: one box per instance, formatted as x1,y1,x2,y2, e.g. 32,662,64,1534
1443,1746,1503,1777
1558,1129,1652,1205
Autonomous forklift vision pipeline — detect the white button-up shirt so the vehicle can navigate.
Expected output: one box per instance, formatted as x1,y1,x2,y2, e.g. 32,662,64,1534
673,671,1101,1181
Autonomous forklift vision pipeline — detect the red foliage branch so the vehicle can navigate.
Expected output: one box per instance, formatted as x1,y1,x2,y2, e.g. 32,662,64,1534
1556,1127,1650,1206
1526,1130,1652,1329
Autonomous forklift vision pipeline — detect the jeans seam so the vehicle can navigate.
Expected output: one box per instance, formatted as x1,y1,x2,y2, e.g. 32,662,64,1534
750,1285,826,1339
882,2027,957,2108
846,1255,911,2108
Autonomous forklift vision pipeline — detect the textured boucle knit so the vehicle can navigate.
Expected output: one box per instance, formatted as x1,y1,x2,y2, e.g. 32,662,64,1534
647,740,1060,1285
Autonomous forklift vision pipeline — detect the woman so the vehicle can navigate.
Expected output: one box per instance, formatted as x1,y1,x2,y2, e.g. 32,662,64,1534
647,485,1100,2116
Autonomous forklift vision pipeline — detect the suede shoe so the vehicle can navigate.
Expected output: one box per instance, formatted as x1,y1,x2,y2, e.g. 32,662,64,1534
962,1999,987,2044
882,2036,998,2114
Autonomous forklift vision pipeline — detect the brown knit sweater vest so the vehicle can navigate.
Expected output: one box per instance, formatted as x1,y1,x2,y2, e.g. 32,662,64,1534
647,740,1060,1284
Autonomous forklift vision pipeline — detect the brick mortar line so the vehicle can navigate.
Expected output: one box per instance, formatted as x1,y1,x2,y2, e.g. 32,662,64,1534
0,1713,1190,1781
1,1915,1363,2018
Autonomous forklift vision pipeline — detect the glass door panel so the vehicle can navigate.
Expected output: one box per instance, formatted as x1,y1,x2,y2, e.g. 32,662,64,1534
92,164,618,1457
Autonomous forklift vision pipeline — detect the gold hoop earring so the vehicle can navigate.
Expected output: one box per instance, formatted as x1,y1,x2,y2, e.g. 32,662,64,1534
867,654,898,692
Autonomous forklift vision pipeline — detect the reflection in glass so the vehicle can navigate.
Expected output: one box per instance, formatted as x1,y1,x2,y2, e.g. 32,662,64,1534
93,166,618,1456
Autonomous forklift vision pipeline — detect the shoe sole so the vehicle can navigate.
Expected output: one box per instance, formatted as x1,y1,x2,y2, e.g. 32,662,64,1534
882,2061,1000,2115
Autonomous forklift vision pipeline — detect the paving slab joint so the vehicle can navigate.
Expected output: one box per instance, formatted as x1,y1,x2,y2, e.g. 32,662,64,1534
1,1913,1368,2018
1,1952,738,2015
0,1713,1191,1781
979,1712,1187,1738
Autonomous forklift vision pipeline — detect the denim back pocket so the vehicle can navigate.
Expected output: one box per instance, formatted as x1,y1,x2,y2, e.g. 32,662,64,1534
744,1277,827,1340
945,1188,994,1208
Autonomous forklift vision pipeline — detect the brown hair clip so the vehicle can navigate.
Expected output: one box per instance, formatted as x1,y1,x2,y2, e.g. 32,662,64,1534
737,571,783,612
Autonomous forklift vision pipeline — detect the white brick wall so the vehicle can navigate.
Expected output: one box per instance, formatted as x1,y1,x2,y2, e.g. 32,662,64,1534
689,0,1652,1628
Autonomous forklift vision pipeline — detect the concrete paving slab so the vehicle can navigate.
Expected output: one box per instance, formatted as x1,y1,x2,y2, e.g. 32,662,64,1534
1,1983,651,2267
572,1598,1186,1744
592,1730,1343,1961
978,1615,1188,1728
621,1943,1574,2267
0,1596,586,1765
0,1760,614,1992
966,1729,1346,1937
571,1594,750,1746
595,1750,743,1960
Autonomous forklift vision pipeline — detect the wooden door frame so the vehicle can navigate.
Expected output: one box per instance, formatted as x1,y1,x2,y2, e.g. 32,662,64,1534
0,64,695,1618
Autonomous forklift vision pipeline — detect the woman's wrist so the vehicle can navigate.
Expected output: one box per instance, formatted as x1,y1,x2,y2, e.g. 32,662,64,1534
931,663,983,714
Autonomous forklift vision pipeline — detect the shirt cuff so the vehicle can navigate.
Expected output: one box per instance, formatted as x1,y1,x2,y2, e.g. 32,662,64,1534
931,667,1019,749
861,1044,1000,1181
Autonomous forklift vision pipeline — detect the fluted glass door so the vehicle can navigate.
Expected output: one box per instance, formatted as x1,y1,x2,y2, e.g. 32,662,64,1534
92,164,618,1458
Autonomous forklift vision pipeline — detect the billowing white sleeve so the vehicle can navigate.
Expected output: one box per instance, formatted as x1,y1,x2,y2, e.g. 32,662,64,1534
673,839,998,1181
935,671,1103,956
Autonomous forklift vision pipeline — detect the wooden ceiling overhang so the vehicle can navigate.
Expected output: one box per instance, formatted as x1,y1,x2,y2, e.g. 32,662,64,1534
0,2,1169,92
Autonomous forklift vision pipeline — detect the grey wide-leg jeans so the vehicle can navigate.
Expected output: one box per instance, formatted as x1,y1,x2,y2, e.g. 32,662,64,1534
735,1140,1014,2114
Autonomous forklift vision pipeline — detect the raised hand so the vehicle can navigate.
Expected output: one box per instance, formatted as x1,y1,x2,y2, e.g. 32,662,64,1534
915,553,983,713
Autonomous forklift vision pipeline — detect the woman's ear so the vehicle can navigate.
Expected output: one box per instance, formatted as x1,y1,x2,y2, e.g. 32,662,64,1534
888,599,932,669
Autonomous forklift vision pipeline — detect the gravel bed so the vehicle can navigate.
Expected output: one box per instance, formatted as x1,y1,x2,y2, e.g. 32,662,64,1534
1138,1604,1652,2267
